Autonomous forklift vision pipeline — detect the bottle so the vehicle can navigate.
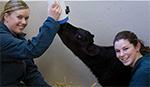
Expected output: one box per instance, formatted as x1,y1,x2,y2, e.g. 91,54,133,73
47,0,70,24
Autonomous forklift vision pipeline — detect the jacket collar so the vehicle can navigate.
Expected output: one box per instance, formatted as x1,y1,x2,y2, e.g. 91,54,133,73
131,54,150,76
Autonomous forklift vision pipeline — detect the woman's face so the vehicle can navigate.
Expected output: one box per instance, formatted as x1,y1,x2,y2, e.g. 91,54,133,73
4,9,29,35
114,39,140,67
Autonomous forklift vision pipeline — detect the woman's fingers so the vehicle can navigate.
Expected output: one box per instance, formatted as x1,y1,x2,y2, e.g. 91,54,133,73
48,1,62,21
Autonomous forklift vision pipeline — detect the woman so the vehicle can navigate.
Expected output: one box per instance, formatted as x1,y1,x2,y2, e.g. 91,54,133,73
113,31,150,86
0,0,62,86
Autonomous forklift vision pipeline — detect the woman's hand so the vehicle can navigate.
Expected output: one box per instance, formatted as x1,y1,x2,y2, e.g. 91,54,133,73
48,2,62,21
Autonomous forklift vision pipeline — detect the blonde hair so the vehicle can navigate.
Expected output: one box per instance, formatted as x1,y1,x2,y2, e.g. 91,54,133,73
0,0,29,23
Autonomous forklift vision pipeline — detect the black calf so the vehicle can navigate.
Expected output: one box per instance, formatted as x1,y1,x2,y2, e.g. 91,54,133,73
58,22,132,86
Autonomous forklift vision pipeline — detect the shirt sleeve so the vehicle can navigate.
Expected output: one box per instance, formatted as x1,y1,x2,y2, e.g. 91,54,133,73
0,17,60,60
129,67,150,86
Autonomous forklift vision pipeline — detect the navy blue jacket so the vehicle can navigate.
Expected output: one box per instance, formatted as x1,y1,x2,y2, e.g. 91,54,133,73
0,17,60,86
130,54,150,86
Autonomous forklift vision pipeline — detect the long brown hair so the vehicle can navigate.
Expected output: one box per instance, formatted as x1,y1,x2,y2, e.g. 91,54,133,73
0,0,29,23
113,31,149,56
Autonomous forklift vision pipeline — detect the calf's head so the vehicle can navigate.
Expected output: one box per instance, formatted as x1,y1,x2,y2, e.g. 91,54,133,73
58,22,100,56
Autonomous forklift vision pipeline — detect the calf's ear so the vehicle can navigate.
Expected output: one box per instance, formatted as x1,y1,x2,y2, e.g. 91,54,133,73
84,44,100,56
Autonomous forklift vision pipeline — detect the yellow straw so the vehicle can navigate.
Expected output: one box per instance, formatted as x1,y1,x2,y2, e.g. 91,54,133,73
91,83,97,87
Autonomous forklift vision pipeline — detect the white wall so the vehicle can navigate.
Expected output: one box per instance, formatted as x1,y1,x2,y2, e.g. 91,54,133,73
66,1,150,46
0,1,150,87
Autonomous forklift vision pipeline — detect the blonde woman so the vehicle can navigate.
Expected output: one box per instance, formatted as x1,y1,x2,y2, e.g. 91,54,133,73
0,0,62,86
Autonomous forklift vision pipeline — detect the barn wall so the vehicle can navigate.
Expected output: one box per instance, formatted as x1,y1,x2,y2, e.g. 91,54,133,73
0,0,149,86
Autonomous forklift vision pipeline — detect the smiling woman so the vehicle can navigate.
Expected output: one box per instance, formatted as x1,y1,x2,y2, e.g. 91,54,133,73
113,31,150,86
3,9,29,35
0,0,62,86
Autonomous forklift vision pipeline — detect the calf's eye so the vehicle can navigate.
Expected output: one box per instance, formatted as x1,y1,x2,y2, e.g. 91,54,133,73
76,35,82,40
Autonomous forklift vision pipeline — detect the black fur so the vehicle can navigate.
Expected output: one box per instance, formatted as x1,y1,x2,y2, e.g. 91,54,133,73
58,22,132,86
